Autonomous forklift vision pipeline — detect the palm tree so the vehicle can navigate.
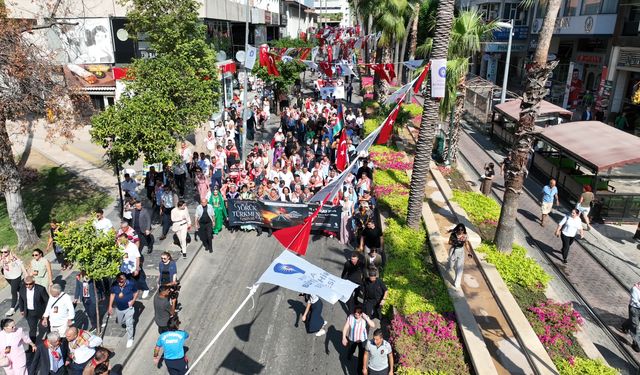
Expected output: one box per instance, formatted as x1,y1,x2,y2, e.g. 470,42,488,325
442,11,497,163
493,0,562,251
406,0,455,229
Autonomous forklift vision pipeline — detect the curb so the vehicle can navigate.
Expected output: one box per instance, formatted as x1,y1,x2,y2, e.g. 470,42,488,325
420,199,499,375
430,165,559,375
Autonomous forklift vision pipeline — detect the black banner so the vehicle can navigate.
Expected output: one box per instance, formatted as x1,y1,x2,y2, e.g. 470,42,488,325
227,199,263,227
309,203,342,232
260,201,307,229
227,199,342,232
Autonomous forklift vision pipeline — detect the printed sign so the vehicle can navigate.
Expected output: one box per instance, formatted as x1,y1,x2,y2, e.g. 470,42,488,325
228,199,263,227
430,59,447,98
227,200,342,232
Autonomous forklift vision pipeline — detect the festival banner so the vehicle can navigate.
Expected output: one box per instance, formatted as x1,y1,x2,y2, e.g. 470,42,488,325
257,250,359,304
308,203,342,231
259,201,308,229
227,199,263,227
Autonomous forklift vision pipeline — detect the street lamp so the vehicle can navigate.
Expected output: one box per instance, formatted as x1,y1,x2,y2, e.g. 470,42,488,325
495,20,513,104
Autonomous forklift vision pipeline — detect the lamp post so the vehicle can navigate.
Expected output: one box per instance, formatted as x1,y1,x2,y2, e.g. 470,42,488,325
496,20,513,104
242,0,250,164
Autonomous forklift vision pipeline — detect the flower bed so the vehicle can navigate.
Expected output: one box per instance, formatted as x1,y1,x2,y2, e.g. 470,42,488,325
476,243,551,291
372,145,467,374
527,300,586,361
390,312,468,374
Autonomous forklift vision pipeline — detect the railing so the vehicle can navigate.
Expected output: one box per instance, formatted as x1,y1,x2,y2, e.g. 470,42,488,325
595,194,640,222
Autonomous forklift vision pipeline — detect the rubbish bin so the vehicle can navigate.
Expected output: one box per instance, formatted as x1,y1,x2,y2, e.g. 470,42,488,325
433,132,445,161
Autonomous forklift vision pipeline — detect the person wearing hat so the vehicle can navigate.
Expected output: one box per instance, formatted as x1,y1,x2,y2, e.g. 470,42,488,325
362,268,388,319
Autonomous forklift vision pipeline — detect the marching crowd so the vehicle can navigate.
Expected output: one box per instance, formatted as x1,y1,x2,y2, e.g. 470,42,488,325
0,82,393,375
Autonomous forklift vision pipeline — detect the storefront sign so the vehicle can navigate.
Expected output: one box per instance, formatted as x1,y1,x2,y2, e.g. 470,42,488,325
493,26,529,41
576,54,603,64
485,43,527,53
618,49,640,69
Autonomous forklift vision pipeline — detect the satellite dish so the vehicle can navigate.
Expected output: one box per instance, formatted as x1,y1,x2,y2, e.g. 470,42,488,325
216,51,227,62
235,50,246,63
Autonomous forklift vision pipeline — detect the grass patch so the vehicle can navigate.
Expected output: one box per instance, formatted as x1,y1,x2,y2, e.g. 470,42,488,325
0,167,113,249
383,218,453,315
476,242,552,290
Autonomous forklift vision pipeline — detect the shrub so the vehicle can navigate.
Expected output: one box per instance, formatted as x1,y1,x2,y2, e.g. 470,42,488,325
396,369,448,375
527,300,586,361
373,169,410,188
383,219,453,314
476,243,552,290
364,118,381,136
510,283,547,308
370,146,413,171
390,312,468,374
555,357,619,375
451,190,501,225
403,103,423,117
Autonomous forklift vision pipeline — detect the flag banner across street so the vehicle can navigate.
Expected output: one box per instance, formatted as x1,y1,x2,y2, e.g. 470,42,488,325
227,199,341,231
257,250,359,304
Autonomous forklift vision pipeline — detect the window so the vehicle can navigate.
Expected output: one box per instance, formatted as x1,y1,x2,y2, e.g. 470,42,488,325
563,0,579,16
536,2,548,18
581,0,618,15
503,3,529,26
479,3,500,21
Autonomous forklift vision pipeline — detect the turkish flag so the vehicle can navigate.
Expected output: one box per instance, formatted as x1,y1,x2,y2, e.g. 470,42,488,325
266,54,280,76
336,130,348,171
377,101,402,145
371,64,390,83
273,198,327,256
327,45,333,64
385,63,396,82
413,62,431,93
259,45,269,67
319,62,333,78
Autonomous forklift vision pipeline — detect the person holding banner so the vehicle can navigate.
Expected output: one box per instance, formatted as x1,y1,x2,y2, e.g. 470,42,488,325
342,305,375,370
301,294,327,337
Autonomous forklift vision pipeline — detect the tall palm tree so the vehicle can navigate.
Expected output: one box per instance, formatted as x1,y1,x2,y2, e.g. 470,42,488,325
442,11,497,163
494,0,562,251
406,0,455,229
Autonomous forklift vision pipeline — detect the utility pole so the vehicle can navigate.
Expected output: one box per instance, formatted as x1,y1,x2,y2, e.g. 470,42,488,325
242,0,250,164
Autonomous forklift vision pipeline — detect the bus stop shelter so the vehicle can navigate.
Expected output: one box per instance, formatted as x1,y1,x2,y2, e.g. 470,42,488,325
530,121,640,221
491,99,573,145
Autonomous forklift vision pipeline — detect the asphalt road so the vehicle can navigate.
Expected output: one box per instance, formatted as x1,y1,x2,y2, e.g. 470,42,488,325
123,229,360,375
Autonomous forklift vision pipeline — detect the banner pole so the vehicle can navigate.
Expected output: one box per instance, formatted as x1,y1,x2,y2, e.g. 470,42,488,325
185,284,259,374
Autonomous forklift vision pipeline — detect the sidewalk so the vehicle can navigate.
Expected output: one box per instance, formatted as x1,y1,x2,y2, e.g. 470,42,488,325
454,119,639,372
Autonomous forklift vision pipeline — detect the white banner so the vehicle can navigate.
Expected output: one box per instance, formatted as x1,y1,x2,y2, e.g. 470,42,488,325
430,58,447,98
245,45,258,70
311,47,320,62
257,250,359,304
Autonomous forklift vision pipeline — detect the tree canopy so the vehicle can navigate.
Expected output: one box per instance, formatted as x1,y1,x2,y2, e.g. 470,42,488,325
91,0,220,165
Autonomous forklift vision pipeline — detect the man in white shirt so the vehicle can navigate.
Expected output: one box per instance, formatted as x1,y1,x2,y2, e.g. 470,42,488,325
300,167,312,187
42,284,75,336
118,235,141,276
121,173,139,199
180,142,191,164
65,327,103,373
93,209,113,234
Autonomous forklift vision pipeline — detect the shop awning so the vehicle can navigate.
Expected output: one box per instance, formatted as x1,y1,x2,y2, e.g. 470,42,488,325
494,99,573,122
536,121,640,173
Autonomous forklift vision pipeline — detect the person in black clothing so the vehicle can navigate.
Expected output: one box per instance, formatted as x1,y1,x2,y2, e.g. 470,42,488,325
154,286,176,334
29,331,69,375
194,198,214,253
357,158,373,180
132,200,154,254
359,219,383,254
362,268,388,319
18,276,49,343
341,251,365,313
247,111,257,141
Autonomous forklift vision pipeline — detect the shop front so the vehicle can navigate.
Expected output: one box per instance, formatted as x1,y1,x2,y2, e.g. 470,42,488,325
608,47,640,132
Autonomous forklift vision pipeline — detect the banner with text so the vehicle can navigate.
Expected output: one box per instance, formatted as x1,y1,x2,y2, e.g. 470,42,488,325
227,200,342,231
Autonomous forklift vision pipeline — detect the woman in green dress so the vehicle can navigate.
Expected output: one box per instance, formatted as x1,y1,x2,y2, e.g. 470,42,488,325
209,187,227,235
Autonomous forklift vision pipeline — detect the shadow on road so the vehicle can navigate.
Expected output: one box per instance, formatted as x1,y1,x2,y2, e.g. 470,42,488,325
218,347,265,374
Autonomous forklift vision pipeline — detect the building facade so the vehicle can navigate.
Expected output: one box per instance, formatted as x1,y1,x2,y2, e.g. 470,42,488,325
313,0,352,27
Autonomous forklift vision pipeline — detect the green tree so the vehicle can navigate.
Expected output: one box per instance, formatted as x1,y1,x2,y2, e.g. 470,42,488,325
494,0,562,252
406,0,455,229
442,11,497,164
253,59,306,113
91,0,220,165
55,221,122,334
